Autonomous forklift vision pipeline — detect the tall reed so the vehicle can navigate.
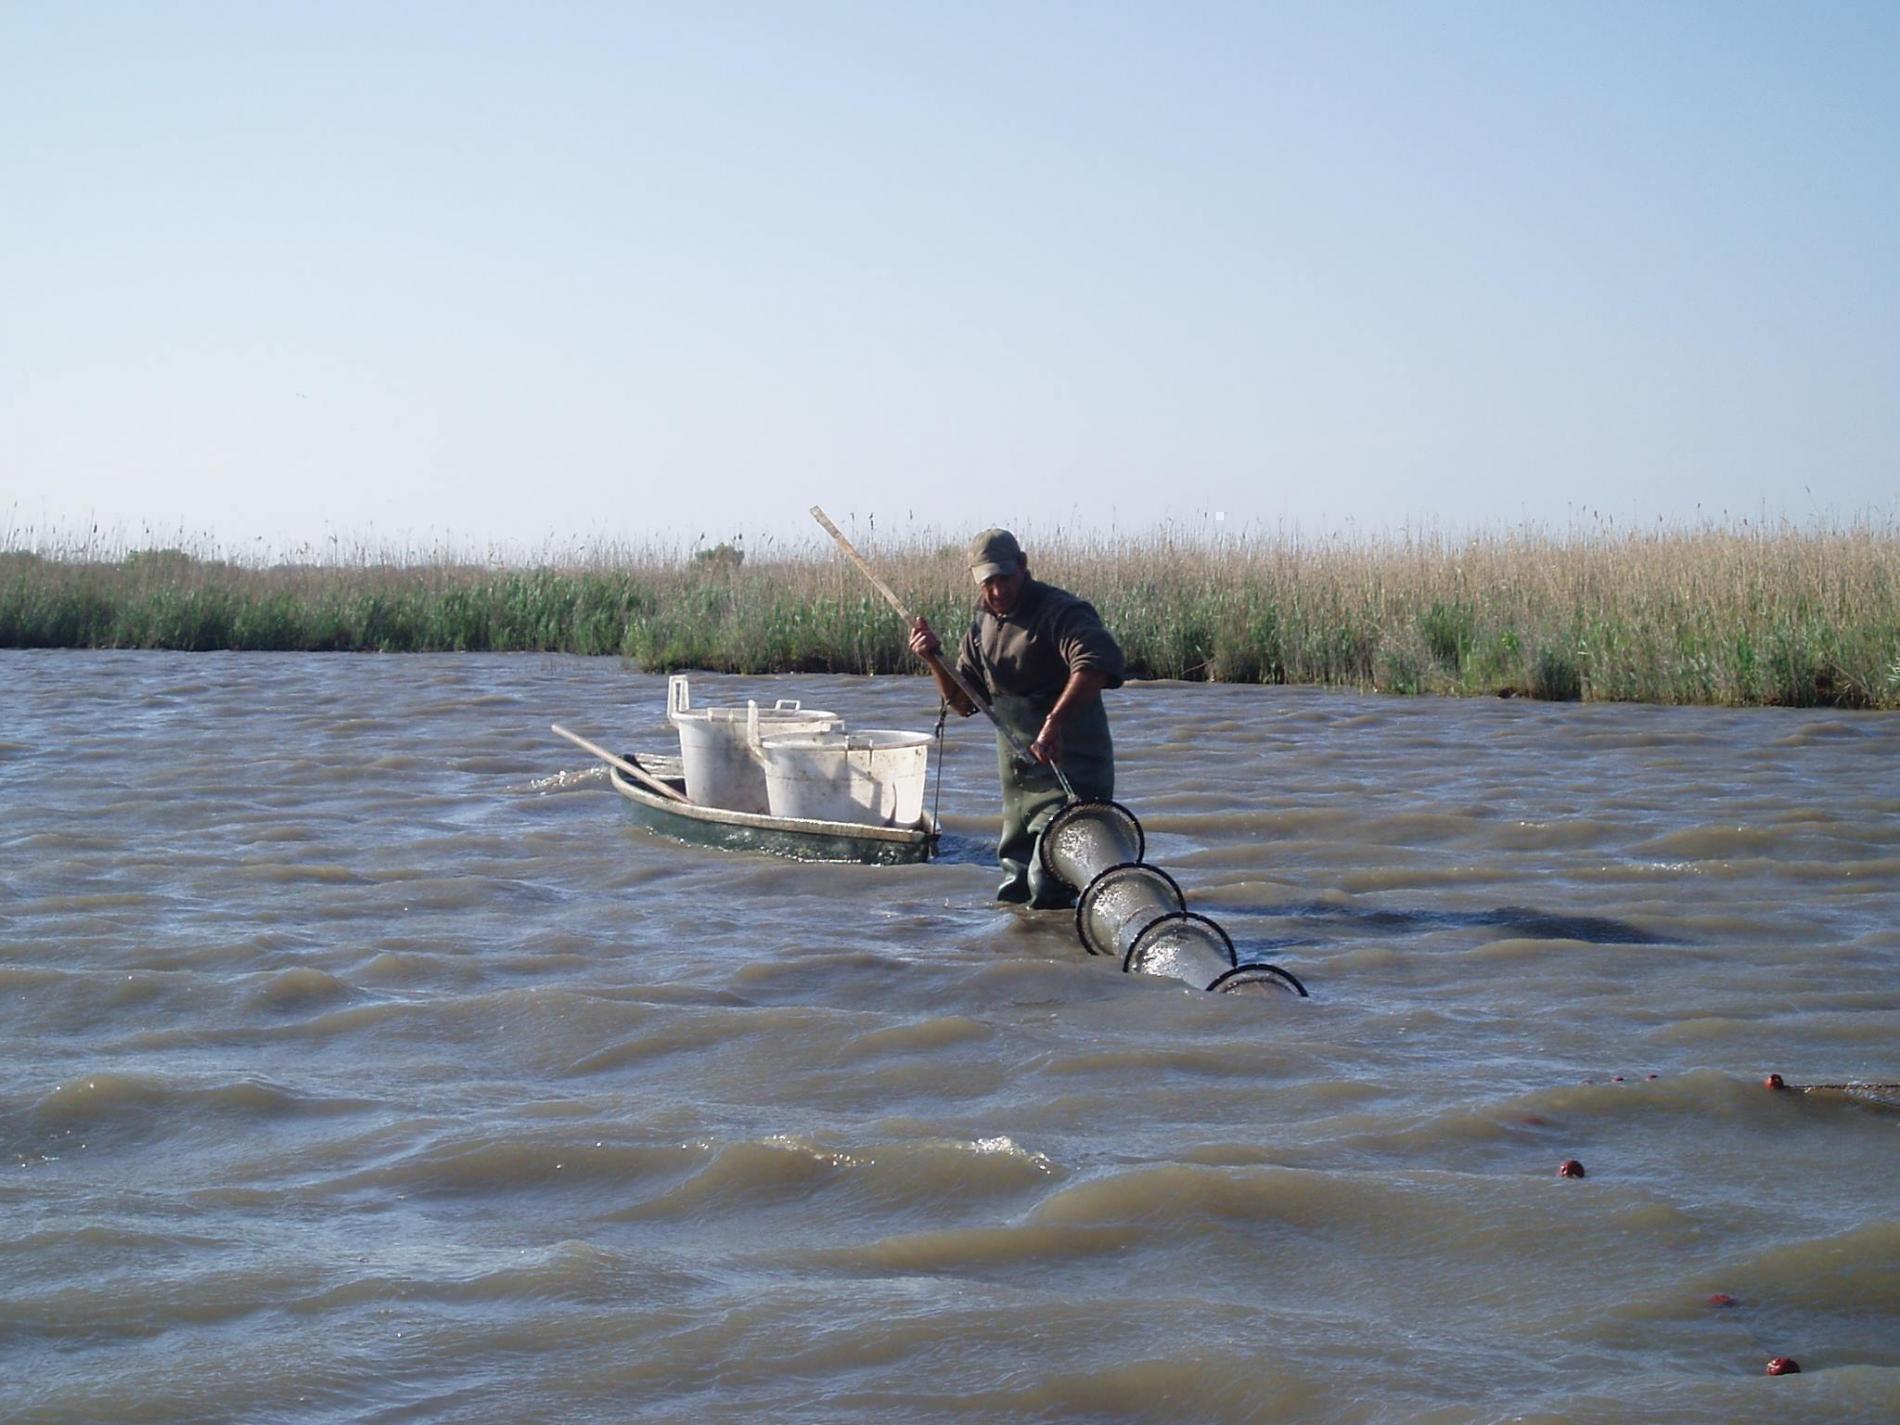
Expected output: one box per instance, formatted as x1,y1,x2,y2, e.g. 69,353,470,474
3,520,1896,708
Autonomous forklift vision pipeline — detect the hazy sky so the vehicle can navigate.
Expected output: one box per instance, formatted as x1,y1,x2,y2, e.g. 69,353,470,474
5,2,1896,558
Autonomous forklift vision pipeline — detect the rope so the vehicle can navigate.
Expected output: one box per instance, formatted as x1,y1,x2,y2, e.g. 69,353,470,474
929,700,950,835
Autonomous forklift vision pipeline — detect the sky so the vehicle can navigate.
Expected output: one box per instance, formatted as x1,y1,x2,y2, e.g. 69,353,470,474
4,1,1897,560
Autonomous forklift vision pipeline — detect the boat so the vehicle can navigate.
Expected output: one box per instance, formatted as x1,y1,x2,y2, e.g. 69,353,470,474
603,750,937,865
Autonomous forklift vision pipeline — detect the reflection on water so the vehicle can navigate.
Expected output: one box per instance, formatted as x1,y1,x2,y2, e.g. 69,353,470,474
3,652,1898,1424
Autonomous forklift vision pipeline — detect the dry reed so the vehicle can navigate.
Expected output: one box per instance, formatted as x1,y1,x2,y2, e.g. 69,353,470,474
3,519,1896,708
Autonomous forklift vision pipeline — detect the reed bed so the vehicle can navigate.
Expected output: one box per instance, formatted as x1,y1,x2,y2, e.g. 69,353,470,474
4,522,1897,707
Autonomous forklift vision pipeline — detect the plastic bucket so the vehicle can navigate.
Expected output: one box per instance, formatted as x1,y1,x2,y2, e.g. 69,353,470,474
759,730,932,827
668,675,841,813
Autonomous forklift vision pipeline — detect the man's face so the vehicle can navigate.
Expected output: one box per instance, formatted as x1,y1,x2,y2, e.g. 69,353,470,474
978,568,1027,617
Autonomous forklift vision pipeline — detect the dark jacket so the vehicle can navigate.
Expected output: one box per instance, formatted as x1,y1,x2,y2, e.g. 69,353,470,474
953,578,1125,712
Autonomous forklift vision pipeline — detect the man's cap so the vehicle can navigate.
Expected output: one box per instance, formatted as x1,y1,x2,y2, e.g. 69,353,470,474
967,528,1024,582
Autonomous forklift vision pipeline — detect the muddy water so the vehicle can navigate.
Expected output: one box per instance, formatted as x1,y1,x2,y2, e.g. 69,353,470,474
4,651,1897,1424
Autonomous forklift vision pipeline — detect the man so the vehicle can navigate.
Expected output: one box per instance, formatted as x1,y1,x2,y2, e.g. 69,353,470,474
908,528,1125,908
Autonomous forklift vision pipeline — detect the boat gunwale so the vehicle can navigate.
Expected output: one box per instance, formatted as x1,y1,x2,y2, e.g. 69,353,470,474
607,760,936,847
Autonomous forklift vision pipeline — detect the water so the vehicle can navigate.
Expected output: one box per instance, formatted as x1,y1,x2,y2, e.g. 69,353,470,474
4,651,1897,1424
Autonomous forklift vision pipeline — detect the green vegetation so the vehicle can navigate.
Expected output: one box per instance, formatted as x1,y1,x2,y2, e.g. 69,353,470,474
4,522,1898,707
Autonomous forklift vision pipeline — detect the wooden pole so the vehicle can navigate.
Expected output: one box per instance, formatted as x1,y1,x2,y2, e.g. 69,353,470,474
551,723,694,804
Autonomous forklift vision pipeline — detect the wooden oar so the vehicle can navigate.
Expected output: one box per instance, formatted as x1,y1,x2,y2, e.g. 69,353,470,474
809,505,1077,802
551,723,693,804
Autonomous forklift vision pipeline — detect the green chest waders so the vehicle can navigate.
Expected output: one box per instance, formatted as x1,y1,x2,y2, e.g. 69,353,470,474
990,691,1114,908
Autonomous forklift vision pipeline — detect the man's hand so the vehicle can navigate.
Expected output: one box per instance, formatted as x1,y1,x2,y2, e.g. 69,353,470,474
1029,667,1108,766
1030,716,1064,766
912,617,977,717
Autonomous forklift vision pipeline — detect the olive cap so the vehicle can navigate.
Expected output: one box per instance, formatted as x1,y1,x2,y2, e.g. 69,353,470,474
967,528,1024,582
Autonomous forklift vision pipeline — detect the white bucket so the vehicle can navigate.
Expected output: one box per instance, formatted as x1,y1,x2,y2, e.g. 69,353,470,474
668,675,841,813
758,730,932,827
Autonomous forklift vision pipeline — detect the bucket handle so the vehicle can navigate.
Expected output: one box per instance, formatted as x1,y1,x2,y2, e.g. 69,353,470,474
747,701,759,744
668,675,690,720
745,701,770,762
